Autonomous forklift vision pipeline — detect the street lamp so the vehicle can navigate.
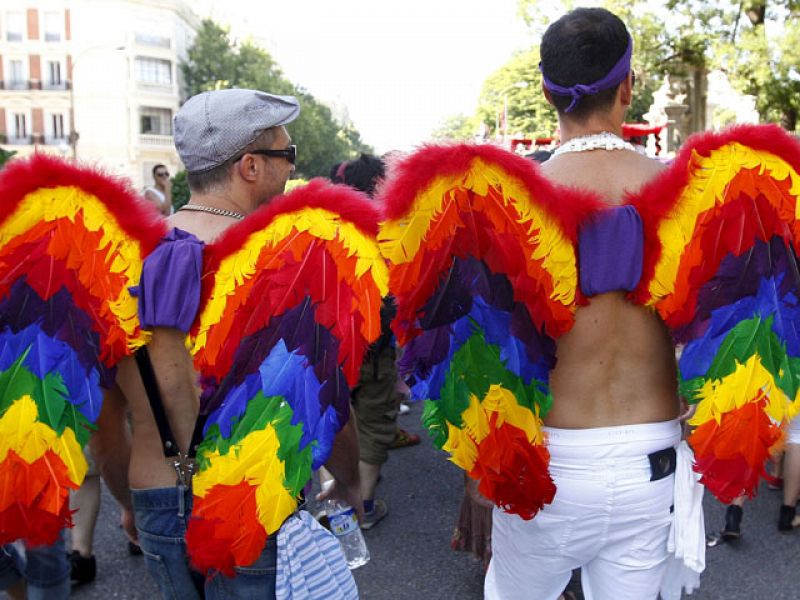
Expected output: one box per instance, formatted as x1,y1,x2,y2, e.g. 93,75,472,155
496,81,529,145
68,45,126,160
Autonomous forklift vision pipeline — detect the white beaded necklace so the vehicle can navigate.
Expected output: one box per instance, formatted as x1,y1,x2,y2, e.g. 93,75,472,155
553,131,635,156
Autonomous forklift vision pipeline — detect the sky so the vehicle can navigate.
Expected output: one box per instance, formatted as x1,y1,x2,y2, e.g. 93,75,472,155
195,0,533,153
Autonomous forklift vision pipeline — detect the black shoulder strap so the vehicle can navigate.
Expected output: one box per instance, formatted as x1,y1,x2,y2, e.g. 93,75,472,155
134,346,180,458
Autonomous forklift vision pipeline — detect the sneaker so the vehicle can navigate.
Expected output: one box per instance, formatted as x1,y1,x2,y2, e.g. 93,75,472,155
778,504,796,531
69,550,96,585
398,402,411,415
721,504,742,540
360,499,388,530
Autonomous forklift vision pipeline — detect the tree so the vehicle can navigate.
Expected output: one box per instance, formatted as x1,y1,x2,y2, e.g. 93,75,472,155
181,19,372,177
476,48,557,139
170,170,190,211
0,148,16,170
518,0,668,123
430,114,480,142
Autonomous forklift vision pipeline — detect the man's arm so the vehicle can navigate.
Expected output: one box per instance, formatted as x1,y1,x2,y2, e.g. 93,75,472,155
317,411,363,519
162,178,172,215
90,383,136,541
144,189,170,216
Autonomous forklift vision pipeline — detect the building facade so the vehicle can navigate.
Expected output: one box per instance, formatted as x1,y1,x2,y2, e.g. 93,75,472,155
0,0,199,189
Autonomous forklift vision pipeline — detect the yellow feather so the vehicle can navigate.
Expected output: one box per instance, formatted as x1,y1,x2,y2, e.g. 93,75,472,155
0,395,87,485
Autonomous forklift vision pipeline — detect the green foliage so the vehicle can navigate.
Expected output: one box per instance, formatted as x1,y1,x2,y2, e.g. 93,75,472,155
514,0,800,131
476,48,557,139
430,114,480,142
181,19,372,178
0,147,17,170
285,178,309,192
170,170,190,211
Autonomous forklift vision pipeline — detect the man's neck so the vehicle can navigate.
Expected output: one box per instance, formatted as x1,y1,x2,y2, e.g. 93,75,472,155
188,190,254,217
558,113,624,144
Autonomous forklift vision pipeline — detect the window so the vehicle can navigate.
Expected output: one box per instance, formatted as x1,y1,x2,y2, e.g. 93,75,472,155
135,32,170,49
139,107,172,135
12,113,27,139
47,61,62,86
44,11,62,42
47,60,61,85
8,59,26,88
5,11,23,42
50,114,65,140
134,57,172,86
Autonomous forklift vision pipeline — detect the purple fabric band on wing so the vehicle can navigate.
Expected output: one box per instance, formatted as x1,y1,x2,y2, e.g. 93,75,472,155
578,205,643,296
131,228,204,332
540,35,632,112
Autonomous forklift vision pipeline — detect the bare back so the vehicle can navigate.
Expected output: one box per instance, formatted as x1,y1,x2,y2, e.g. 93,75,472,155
541,150,679,428
122,210,237,489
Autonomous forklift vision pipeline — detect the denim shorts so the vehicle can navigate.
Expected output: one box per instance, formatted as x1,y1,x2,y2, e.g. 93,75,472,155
205,536,278,600
132,485,204,600
133,484,278,600
0,531,70,600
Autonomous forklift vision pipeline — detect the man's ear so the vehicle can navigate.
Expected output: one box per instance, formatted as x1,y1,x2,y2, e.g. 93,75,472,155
236,154,260,183
542,83,554,106
619,73,633,108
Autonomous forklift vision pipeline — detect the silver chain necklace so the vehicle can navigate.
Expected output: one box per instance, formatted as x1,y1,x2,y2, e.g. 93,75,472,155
177,204,246,220
553,131,635,156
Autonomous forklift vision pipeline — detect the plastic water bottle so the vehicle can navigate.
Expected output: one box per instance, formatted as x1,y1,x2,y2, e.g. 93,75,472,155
322,484,370,569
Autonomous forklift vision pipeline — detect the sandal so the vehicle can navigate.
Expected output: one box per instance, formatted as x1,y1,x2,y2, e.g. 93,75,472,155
389,428,421,449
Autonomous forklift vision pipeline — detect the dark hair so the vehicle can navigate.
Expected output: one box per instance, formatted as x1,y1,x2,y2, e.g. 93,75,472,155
329,162,345,183
540,8,630,120
335,154,385,198
187,128,277,194
152,164,167,177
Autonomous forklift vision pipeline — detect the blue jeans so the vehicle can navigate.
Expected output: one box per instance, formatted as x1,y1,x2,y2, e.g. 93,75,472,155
0,531,70,600
133,485,278,600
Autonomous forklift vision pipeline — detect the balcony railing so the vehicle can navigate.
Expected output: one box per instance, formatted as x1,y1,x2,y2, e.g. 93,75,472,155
139,133,173,146
42,81,70,91
5,136,33,145
1,80,31,91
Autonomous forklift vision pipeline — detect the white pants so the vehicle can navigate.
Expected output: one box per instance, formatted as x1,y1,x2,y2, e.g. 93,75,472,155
485,420,681,600
788,414,800,445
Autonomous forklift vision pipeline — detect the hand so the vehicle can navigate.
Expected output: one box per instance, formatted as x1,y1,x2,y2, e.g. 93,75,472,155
466,476,494,509
316,478,364,522
678,400,697,422
120,506,138,544
163,177,172,193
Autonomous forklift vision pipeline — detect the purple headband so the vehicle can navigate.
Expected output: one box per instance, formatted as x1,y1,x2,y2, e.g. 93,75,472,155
540,35,633,113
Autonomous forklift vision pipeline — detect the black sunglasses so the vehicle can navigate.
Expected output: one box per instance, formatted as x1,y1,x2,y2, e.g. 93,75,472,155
247,145,297,165
156,171,170,177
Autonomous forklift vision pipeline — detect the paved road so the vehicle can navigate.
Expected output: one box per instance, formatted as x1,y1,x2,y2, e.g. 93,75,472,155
35,402,800,599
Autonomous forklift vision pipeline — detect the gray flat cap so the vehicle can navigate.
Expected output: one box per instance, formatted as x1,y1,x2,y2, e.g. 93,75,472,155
174,89,300,173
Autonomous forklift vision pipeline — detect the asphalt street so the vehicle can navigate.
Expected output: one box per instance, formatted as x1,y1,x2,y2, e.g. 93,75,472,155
21,401,798,599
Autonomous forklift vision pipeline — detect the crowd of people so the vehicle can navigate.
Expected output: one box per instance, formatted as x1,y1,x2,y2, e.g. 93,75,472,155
1,6,798,600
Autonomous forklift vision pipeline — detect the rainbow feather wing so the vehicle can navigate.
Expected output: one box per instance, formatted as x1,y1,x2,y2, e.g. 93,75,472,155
0,155,164,545
379,144,598,519
186,180,387,575
631,125,800,502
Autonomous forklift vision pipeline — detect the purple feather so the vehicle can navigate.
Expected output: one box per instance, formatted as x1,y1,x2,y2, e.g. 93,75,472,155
0,280,113,387
674,237,799,344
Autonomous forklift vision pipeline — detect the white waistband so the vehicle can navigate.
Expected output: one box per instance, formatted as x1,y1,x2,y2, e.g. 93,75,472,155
544,420,681,460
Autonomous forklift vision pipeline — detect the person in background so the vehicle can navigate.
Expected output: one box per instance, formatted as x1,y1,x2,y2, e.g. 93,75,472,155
144,164,172,216
330,154,419,529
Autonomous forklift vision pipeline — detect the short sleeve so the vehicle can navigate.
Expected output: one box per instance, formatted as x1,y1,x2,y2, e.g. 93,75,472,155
131,228,203,332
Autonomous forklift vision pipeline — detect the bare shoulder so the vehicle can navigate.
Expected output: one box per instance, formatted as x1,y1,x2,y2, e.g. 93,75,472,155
540,150,665,202
167,211,229,244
